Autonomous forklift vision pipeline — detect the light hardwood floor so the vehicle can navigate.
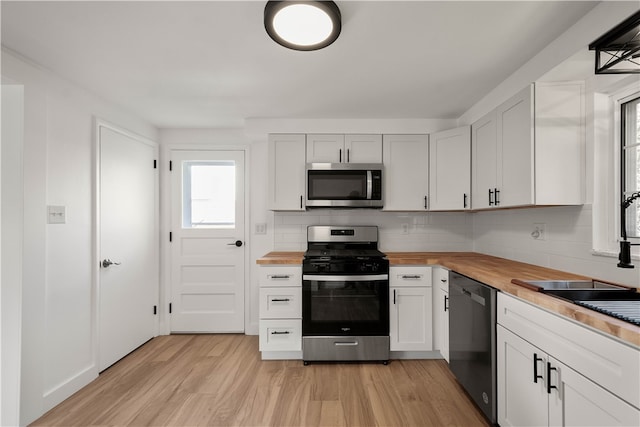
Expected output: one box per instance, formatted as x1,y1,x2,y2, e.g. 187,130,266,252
31,335,489,426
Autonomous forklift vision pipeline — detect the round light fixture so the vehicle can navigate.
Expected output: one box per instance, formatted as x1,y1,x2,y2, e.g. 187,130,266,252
264,1,341,51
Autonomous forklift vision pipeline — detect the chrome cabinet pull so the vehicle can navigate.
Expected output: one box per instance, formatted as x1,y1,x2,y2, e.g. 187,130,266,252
401,275,422,279
269,275,291,279
270,331,290,335
271,298,290,302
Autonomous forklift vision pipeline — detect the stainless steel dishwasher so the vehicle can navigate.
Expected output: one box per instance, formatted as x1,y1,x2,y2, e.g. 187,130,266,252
449,271,497,425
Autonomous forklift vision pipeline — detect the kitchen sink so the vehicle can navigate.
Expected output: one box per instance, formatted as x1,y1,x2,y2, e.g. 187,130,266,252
511,279,640,326
519,279,629,291
541,288,639,301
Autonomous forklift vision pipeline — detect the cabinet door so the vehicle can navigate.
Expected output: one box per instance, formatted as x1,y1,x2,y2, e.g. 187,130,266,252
268,134,306,210
382,134,429,211
432,267,449,362
548,356,640,427
429,126,471,210
389,286,432,351
344,134,383,163
472,111,497,209
496,85,534,207
306,134,344,163
497,325,549,427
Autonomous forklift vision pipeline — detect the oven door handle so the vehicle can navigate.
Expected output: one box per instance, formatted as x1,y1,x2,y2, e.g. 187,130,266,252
303,274,389,282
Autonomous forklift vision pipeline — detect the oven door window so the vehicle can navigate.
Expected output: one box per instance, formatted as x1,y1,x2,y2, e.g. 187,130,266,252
303,277,389,336
307,170,368,200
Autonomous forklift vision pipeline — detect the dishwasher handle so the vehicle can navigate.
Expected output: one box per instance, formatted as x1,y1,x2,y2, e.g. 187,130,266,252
460,287,486,306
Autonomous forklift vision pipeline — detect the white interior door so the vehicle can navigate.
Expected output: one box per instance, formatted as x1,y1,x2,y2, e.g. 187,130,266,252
170,150,245,333
99,123,158,371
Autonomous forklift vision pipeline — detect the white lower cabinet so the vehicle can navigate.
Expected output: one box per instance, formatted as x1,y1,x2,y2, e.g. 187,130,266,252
497,293,640,427
432,267,449,362
389,266,433,351
258,265,302,358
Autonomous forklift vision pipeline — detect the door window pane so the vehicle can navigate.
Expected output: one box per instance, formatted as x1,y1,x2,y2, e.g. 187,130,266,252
621,96,640,238
183,161,236,228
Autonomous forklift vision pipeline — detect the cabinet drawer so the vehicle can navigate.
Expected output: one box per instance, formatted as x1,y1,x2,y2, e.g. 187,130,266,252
390,266,432,287
259,319,302,352
258,266,301,287
259,287,302,319
498,293,640,409
433,267,449,291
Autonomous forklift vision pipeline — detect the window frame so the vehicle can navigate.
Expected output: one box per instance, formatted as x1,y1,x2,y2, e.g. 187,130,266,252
620,94,640,241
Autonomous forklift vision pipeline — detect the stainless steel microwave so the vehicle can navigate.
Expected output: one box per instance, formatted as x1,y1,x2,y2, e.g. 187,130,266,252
305,163,383,208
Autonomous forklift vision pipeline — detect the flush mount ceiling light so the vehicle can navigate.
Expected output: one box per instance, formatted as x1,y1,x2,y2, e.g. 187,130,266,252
264,1,341,51
589,10,640,74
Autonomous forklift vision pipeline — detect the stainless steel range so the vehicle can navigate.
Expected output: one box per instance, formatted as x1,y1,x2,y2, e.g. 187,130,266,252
302,226,389,364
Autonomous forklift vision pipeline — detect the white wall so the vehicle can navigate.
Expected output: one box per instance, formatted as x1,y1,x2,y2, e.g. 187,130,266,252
1,49,158,425
1,82,24,427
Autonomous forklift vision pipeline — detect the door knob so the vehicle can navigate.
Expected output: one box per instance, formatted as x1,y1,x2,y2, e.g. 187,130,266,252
102,259,121,268
227,240,243,247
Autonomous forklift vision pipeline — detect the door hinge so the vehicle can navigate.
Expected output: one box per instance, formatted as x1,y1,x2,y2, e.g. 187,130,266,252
153,305,157,315
169,231,172,242
169,303,172,314
153,159,157,169
169,160,173,171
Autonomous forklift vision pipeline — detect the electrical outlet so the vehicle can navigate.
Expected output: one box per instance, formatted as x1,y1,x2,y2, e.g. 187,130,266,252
255,223,267,235
401,223,409,234
531,223,546,240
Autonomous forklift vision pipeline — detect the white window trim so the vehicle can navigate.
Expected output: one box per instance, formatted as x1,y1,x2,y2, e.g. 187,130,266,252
592,81,640,260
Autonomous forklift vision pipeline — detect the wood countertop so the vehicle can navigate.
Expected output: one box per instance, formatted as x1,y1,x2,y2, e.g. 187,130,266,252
257,251,640,347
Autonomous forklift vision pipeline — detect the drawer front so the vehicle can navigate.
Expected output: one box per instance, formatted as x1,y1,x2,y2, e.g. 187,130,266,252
259,319,302,352
433,266,449,292
390,266,432,287
498,293,640,409
258,266,301,287
259,287,302,319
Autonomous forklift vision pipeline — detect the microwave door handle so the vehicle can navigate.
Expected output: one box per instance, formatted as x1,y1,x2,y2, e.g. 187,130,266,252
367,170,373,199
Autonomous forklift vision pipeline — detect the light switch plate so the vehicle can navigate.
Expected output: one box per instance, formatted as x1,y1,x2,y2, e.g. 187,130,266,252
255,223,267,234
47,205,66,224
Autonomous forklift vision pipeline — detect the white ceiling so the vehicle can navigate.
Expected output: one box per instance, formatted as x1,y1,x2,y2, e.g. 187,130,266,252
1,1,600,129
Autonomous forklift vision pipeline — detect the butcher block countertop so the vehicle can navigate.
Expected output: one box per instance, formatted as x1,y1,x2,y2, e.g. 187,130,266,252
257,251,640,347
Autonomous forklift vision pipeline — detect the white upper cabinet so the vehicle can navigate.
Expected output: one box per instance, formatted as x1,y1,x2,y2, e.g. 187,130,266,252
472,111,498,209
472,82,584,210
268,134,306,211
306,134,382,163
344,134,383,163
429,126,471,211
306,134,344,163
497,85,534,207
382,134,430,211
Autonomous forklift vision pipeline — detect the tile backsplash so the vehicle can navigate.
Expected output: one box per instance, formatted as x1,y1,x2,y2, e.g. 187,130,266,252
273,205,639,287
274,210,473,252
